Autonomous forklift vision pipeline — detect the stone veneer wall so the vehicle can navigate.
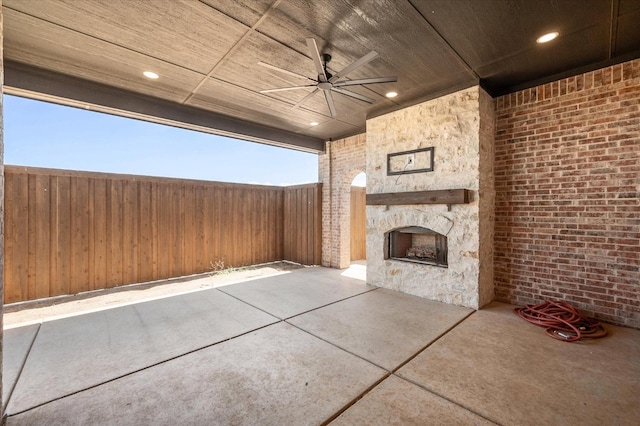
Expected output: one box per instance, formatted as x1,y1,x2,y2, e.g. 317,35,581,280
318,134,366,268
366,86,495,309
495,59,640,328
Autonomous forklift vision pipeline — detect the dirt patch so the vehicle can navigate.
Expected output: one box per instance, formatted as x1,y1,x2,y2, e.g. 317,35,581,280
4,261,303,329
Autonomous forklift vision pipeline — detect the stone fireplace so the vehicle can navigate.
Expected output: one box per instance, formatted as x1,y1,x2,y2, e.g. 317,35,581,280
365,86,495,310
385,227,448,267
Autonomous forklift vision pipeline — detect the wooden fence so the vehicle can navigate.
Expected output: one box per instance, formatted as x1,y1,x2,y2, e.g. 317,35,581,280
4,166,321,303
350,187,367,261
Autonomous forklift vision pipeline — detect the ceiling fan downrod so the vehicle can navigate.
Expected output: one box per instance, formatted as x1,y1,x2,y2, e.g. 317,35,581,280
320,53,333,86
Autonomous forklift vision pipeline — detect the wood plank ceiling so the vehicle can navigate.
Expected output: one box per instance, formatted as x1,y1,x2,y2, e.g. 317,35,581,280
3,0,640,151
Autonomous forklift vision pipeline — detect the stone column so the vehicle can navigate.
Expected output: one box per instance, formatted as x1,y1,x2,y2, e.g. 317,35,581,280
365,87,495,309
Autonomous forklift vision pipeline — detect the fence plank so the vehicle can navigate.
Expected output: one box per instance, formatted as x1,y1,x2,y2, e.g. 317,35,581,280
306,186,314,264
69,176,90,295
182,183,195,275
266,190,274,262
87,178,96,291
276,189,284,260
121,179,138,285
48,176,59,299
55,176,72,296
211,186,222,268
314,184,323,264
204,186,216,269
27,174,37,299
107,179,123,288
150,181,160,281
34,174,51,299
138,181,153,282
5,172,29,303
194,185,206,272
93,178,108,289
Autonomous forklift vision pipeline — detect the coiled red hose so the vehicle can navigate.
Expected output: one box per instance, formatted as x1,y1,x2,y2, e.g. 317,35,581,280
514,301,607,342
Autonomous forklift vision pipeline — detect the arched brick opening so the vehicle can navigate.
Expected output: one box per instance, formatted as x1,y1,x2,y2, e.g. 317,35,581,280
318,133,366,269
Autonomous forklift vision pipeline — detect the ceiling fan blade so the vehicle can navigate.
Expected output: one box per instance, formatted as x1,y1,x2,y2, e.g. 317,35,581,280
292,88,320,109
306,38,328,82
329,51,379,83
260,85,317,93
324,90,337,117
333,76,397,87
258,61,316,82
331,87,375,104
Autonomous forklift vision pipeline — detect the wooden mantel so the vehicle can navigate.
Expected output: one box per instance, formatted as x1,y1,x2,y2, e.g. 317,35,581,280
366,189,471,206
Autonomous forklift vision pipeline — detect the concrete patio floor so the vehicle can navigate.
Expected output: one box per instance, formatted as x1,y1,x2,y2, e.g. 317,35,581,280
3,265,639,425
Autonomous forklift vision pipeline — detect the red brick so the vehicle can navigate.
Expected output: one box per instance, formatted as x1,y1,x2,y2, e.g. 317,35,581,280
495,58,640,328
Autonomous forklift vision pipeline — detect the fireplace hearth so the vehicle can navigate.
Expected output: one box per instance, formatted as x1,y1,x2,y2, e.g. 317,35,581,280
385,226,448,267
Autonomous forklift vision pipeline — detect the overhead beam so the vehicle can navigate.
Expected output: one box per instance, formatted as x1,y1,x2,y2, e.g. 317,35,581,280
3,61,325,153
608,0,620,59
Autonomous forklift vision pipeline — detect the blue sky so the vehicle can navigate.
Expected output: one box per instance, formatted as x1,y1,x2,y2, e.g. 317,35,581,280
3,95,321,186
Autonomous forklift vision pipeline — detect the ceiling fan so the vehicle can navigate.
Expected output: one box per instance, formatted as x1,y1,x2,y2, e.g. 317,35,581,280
259,38,397,118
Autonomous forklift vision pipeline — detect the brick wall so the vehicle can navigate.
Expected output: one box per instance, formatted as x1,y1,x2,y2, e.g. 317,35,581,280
495,59,640,328
318,134,366,268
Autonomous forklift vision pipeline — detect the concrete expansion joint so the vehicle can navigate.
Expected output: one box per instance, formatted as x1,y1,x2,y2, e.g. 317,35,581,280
391,309,476,375
215,287,282,320
395,374,499,425
283,287,380,322
284,321,386,372
3,323,42,418
320,373,391,425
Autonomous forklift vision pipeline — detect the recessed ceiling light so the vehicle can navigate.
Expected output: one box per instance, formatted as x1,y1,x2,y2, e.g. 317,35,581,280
536,32,559,44
143,71,159,79
386,91,398,98
310,121,319,126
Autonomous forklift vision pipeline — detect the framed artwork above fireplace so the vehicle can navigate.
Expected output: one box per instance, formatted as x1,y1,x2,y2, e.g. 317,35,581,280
387,147,434,176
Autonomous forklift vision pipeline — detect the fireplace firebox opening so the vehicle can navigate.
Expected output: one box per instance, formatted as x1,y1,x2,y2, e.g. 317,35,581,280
385,226,448,267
